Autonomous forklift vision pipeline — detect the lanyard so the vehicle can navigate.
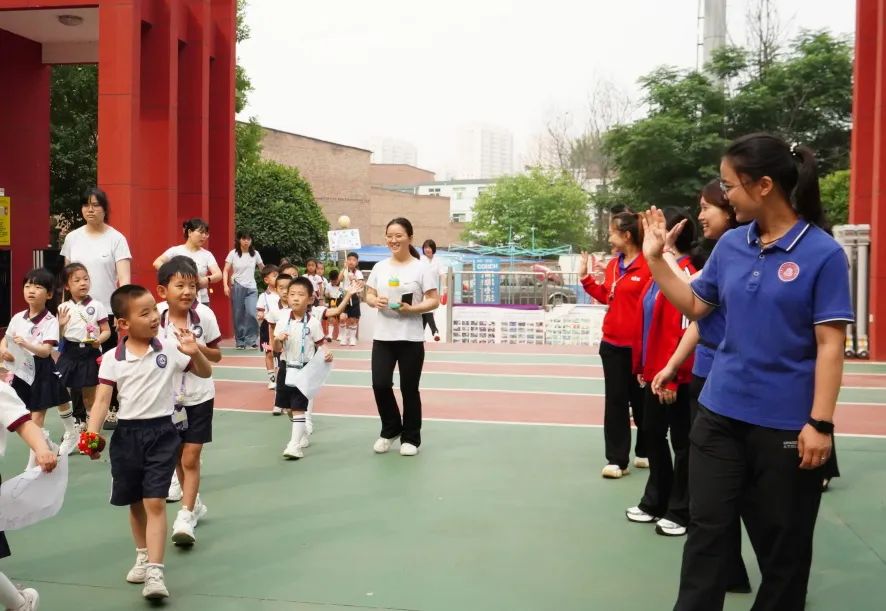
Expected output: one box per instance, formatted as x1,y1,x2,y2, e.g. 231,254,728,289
161,311,190,401
286,314,311,365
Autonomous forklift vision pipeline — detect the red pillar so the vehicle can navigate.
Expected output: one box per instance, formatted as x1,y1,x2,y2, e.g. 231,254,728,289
0,29,50,316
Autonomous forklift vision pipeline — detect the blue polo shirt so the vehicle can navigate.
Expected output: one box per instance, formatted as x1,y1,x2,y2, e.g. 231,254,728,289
690,220,854,430
692,310,723,378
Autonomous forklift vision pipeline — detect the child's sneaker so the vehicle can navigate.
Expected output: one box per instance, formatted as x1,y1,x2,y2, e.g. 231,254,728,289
272,406,283,416
267,380,276,390
126,548,149,583
193,495,208,525
282,441,304,459
172,509,196,546
349,337,357,346
298,434,311,449
58,430,78,456
166,473,182,502
142,565,169,600
15,588,39,610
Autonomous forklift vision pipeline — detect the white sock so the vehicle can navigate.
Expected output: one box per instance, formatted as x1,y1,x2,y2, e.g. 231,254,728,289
0,571,25,608
290,415,306,445
58,403,76,434
267,369,275,380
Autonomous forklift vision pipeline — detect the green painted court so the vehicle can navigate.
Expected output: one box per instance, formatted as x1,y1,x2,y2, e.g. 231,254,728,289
5,344,886,610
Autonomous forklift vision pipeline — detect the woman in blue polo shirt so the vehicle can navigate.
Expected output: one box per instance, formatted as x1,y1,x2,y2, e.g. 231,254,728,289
642,133,853,611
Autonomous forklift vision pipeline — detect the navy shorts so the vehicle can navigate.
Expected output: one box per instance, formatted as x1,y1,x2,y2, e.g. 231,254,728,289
181,399,214,445
344,294,361,319
109,417,181,506
275,362,309,410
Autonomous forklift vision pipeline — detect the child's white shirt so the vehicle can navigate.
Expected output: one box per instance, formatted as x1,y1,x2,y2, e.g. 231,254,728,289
274,311,324,365
257,291,281,319
0,382,30,457
5,310,59,384
155,302,220,406
59,296,109,343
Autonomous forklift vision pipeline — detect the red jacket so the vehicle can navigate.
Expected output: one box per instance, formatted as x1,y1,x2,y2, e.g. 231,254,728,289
632,257,697,391
581,254,651,347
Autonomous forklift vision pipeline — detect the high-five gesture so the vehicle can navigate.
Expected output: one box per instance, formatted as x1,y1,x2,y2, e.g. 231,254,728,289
578,251,590,278
641,206,668,260
174,328,200,356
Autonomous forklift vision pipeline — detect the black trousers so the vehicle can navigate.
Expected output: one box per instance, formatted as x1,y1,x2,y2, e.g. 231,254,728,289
422,312,439,335
638,385,691,524
372,340,425,446
674,405,824,611
599,341,646,469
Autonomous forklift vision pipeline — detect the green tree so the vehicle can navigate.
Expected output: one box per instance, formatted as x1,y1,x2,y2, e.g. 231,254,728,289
463,168,591,250
235,160,329,262
819,170,850,226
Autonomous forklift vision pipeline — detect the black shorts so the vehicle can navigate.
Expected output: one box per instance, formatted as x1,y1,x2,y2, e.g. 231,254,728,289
259,320,271,351
180,399,214,445
344,294,361,319
57,342,101,389
275,362,309,410
11,357,71,411
109,417,181,506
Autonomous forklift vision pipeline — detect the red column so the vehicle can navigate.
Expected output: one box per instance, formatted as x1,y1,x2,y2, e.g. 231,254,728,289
870,0,886,360
0,29,50,316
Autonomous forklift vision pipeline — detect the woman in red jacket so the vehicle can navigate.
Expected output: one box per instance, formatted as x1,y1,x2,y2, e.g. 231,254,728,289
625,209,699,536
580,211,651,479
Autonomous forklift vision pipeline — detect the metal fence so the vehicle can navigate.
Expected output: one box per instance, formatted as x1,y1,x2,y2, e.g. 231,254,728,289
452,270,582,308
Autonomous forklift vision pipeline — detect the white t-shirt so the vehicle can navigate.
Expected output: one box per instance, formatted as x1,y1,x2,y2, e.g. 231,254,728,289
265,303,288,326
156,301,220,406
98,336,192,419
305,274,324,302
225,249,264,290
59,296,109,343
367,258,438,342
342,268,364,292
274,311,325,365
325,283,344,304
0,382,30,457
61,225,132,308
257,290,281,318
161,245,219,304
421,255,448,290
5,310,59,385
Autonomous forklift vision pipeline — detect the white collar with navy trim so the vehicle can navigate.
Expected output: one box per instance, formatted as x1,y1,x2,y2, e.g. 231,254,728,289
746,219,811,252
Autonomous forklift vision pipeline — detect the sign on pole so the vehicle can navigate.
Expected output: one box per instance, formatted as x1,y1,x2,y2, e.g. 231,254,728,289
327,229,361,252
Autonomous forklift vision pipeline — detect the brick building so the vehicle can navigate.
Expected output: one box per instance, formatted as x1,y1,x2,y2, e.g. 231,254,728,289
258,125,465,247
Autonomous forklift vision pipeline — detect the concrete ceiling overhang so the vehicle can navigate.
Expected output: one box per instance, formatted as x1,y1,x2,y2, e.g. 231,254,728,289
0,7,98,63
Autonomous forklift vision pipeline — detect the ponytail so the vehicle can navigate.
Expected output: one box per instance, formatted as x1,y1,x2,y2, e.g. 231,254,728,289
792,145,829,233
409,245,421,260
611,211,643,249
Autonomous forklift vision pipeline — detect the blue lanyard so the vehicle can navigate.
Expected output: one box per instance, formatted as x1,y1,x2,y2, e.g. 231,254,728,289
287,314,310,365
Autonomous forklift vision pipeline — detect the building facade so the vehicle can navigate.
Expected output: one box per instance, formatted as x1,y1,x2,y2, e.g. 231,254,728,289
455,124,514,179
370,138,418,166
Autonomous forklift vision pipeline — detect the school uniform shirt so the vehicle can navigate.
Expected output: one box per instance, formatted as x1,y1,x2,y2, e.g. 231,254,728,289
693,308,724,379
98,336,192,420
632,257,697,391
342,268,364,292
367,257,438,342
156,302,221,406
274,311,324,365
305,274,325,303
257,291,281,319
5,310,60,384
580,254,651,347
224,249,264,290
60,225,132,307
265,303,289,326
325,284,344,307
691,221,854,430
161,245,218,304
59,296,109,343
0,382,30,457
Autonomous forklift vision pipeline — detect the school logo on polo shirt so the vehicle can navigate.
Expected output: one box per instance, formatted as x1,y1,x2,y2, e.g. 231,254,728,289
86,306,95,316
193,325,204,338
778,262,800,283
156,354,169,368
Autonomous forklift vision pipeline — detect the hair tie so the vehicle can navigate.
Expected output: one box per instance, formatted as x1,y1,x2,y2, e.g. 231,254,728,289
790,142,801,158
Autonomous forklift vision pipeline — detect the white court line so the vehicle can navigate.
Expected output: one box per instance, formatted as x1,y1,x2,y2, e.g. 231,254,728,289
215,407,886,439
214,365,600,381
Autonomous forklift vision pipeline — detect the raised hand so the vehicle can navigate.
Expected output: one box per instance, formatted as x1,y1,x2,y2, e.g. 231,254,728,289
175,328,199,356
641,206,668,260
578,251,590,278
664,219,688,253
57,305,71,328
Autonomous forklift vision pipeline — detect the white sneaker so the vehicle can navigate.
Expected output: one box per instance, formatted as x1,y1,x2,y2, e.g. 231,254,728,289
655,518,687,537
373,437,396,454
298,434,311,449
282,440,304,459
166,474,182,503
193,495,208,525
272,406,283,416
601,464,629,479
400,442,419,456
15,588,39,610
634,457,650,469
626,506,659,523
267,379,276,390
142,565,169,600
59,431,78,456
172,509,196,546
349,337,357,346
339,337,347,345
126,548,149,583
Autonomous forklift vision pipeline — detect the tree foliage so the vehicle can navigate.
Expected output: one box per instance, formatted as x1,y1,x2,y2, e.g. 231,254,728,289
604,30,853,210
463,168,591,250
235,160,329,263
819,169,850,226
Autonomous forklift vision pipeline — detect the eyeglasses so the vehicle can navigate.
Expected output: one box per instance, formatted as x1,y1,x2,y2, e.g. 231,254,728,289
719,179,756,197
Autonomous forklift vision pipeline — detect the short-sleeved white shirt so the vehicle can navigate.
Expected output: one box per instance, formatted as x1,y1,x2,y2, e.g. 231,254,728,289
305,274,324,301
0,382,30,457
325,283,344,304
156,302,220,406
5,310,59,384
275,311,325,365
59,296,109,343
265,303,289,326
342,268,364,292
224,249,263,290
421,255,448,290
61,225,132,308
257,290,281,317
367,258,438,342
98,337,192,420
161,245,218,304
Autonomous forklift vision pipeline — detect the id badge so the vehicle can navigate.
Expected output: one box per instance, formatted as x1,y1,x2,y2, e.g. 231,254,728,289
285,363,302,387
172,404,189,431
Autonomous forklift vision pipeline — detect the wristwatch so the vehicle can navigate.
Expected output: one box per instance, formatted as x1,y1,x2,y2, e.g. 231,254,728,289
807,418,834,434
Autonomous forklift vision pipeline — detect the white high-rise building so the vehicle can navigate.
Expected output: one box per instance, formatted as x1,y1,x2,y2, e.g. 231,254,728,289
455,124,514,179
371,138,418,166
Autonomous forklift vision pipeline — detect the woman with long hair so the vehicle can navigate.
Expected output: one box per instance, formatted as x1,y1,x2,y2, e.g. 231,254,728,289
643,134,853,611
222,230,265,350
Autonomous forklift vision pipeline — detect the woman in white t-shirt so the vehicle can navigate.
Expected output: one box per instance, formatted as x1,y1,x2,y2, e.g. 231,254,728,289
365,217,439,457
222,230,265,349
152,218,221,306
420,238,448,341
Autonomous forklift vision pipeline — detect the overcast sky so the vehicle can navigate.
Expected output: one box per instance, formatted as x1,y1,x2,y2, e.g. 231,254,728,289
237,0,856,177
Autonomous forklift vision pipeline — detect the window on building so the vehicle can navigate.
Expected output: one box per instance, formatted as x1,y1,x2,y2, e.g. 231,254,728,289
451,213,467,223
453,188,465,200
428,187,441,196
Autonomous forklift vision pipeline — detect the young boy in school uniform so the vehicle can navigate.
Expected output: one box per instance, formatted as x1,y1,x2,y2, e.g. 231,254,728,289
256,265,280,389
266,274,291,411
86,284,212,601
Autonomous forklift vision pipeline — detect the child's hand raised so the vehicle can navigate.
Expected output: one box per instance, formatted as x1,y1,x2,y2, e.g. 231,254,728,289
58,305,71,327
174,328,199,355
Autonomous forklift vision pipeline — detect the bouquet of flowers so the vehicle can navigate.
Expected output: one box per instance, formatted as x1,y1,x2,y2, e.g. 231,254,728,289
78,431,106,458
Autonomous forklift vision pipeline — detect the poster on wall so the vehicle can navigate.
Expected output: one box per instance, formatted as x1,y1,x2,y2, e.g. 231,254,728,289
0,196,10,247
